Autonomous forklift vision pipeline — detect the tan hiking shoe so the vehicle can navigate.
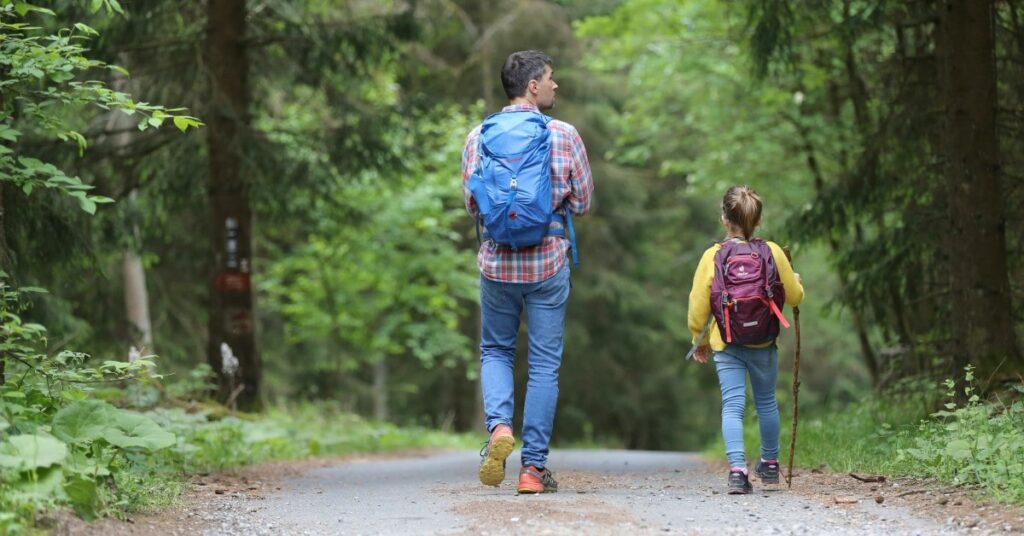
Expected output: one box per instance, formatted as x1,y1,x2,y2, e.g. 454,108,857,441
478,424,514,486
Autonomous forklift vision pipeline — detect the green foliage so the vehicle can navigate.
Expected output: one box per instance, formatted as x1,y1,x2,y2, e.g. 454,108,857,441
260,105,478,378
0,1,201,214
897,368,1024,503
0,278,472,527
576,0,1024,391
0,280,175,522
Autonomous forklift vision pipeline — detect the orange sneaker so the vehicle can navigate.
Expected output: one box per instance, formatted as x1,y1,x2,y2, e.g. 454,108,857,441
517,465,558,494
478,424,514,486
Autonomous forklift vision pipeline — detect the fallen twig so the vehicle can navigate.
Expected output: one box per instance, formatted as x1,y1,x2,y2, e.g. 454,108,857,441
896,489,930,498
849,473,887,483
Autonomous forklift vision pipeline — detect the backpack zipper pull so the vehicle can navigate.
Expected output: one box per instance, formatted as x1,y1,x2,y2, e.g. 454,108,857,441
510,177,518,189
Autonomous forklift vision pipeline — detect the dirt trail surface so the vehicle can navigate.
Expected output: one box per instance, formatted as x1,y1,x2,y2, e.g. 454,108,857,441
60,449,1024,536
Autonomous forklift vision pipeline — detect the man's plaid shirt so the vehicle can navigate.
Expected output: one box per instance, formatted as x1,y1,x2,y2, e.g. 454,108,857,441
462,104,594,283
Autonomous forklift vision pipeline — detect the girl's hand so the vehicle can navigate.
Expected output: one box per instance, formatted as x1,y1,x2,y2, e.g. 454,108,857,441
693,345,711,364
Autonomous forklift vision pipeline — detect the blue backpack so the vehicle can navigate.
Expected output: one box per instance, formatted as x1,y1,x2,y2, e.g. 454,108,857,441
467,110,579,264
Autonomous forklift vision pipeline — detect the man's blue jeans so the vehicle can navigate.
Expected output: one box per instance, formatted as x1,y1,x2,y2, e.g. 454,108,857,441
479,264,570,470
713,344,780,468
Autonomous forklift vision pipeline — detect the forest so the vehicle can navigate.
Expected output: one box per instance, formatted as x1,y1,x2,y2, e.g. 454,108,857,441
1,0,1022,530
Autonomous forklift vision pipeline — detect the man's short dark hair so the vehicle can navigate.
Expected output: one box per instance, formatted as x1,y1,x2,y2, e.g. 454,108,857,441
501,50,553,99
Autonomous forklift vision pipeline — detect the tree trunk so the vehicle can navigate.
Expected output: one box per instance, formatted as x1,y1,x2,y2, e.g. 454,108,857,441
372,357,388,421
123,242,153,351
108,72,154,355
206,0,260,409
937,0,1021,385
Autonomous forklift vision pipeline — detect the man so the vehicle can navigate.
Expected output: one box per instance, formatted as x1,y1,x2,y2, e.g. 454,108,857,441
461,50,594,494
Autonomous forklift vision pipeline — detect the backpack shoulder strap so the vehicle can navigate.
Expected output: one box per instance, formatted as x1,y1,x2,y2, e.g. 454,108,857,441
749,239,790,328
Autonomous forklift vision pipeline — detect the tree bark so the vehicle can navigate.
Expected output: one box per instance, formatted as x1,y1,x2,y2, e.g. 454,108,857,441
937,0,1021,385
123,241,154,351
206,0,260,409
108,71,155,355
372,357,388,421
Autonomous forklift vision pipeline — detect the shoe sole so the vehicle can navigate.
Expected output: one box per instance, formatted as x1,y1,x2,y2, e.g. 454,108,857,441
516,484,556,494
728,487,753,495
757,470,780,484
479,435,514,487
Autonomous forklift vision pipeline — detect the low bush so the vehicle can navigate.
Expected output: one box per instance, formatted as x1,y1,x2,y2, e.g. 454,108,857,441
0,282,472,534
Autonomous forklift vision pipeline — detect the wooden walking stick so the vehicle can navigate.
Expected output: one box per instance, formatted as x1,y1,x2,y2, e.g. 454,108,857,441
783,246,801,489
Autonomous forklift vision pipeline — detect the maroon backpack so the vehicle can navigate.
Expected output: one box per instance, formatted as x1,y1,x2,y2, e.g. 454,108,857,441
710,238,790,345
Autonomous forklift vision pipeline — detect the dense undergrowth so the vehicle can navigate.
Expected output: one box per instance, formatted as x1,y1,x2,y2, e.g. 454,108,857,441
0,281,473,535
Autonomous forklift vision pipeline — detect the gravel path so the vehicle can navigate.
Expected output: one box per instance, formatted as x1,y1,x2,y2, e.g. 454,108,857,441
192,449,978,536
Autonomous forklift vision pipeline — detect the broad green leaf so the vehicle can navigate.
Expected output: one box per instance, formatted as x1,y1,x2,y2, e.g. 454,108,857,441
77,196,97,214
0,127,20,142
105,411,176,451
63,450,110,477
64,475,99,520
945,439,972,461
52,400,117,444
0,434,68,470
9,466,65,501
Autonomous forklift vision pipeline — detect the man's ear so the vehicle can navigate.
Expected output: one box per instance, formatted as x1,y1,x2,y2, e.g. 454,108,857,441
528,79,539,95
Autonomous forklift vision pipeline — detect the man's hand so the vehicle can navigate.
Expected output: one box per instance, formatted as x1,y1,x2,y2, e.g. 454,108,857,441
693,345,711,364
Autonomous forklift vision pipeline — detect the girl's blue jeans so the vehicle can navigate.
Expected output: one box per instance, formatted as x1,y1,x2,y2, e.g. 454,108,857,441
714,344,780,468
479,264,570,470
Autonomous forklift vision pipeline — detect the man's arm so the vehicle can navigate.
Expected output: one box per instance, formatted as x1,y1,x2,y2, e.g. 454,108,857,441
566,126,594,216
461,127,481,218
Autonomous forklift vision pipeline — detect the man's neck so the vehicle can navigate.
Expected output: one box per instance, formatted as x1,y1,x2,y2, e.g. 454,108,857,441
509,97,537,107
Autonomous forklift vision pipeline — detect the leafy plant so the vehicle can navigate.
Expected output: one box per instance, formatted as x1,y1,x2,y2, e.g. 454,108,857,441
896,367,1024,503
0,279,176,520
0,0,202,213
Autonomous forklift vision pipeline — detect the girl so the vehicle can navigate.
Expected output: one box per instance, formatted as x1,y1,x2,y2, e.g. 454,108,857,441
688,185,804,494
